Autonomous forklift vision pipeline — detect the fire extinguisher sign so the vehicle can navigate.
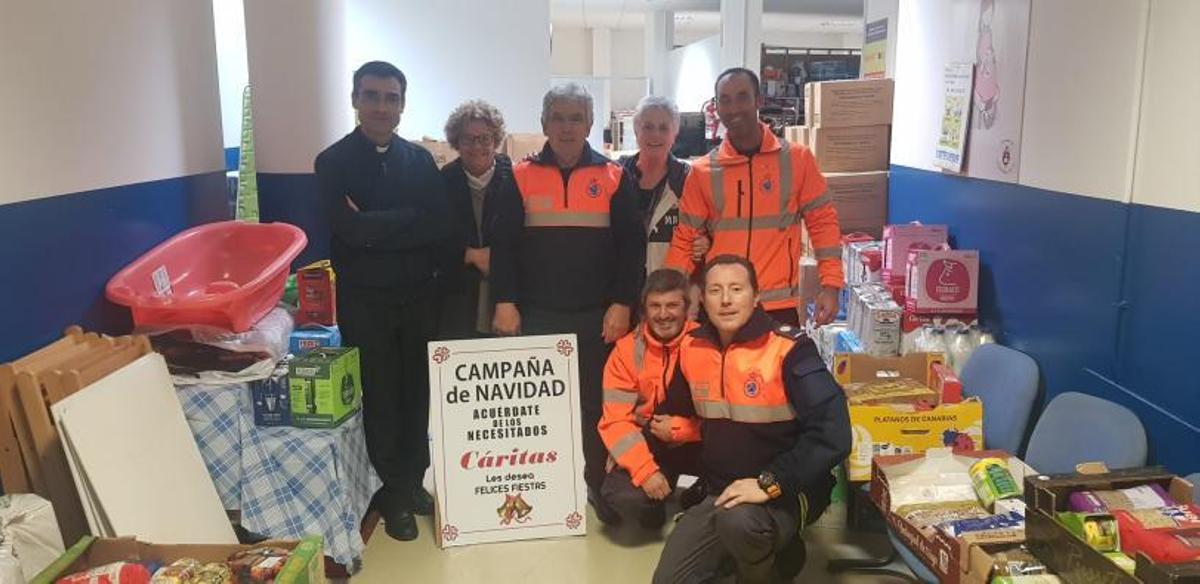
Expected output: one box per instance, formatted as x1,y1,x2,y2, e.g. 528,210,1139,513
427,334,586,547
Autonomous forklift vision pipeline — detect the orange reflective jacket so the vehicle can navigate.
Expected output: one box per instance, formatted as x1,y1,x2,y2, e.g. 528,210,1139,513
599,322,701,486
666,123,844,310
663,308,851,498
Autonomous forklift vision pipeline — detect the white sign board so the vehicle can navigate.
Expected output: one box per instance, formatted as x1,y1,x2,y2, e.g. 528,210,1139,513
934,62,975,173
427,334,586,547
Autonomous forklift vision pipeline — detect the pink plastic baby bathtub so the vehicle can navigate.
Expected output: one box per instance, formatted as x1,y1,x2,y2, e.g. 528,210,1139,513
106,221,307,332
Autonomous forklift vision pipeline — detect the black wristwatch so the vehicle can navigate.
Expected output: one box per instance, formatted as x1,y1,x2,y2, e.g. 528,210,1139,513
757,471,782,499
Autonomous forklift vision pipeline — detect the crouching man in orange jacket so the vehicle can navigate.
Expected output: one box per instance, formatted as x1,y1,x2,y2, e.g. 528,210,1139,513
598,269,703,529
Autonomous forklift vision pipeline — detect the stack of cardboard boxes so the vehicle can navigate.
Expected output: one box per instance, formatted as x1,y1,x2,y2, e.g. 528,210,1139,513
787,78,894,239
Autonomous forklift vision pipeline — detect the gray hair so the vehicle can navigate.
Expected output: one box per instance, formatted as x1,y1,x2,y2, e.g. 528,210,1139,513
444,99,506,151
633,95,680,127
542,83,594,125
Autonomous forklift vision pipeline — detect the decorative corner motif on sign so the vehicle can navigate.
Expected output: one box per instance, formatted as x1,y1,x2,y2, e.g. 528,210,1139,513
556,339,574,357
565,511,583,530
432,346,451,364
441,524,459,542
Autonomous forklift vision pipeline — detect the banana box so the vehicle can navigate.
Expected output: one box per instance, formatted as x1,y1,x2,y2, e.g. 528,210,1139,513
832,352,983,480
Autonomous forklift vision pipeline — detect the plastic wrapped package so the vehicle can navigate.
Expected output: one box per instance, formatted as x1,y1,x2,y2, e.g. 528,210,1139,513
55,561,151,584
0,494,65,580
150,558,200,583
948,324,975,374
139,307,294,360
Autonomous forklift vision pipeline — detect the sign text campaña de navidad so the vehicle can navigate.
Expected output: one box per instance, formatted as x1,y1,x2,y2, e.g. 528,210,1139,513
448,357,568,472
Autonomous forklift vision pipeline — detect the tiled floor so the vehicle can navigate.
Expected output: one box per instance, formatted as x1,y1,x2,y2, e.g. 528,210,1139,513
349,507,915,583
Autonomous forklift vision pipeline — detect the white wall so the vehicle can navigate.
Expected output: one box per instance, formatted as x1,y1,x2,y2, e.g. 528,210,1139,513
667,35,723,113
0,1,224,204
1130,0,1200,213
1018,0,1148,202
213,0,248,152
864,0,899,77
552,25,593,76
892,0,1148,202
348,0,551,140
760,30,861,49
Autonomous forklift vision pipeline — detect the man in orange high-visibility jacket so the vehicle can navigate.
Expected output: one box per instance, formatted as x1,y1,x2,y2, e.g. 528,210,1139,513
665,67,844,327
598,269,702,529
653,255,850,584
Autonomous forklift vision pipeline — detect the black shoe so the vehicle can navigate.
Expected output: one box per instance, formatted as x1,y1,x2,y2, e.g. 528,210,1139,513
773,535,807,581
411,486,435,517
679,480,707,511
383,507,418,541
588,488,623,526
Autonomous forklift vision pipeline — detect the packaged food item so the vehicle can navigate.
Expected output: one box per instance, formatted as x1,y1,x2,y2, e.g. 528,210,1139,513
988,546,1047,578
227,546,291,583
192,563,233,584
930,362,962,404
906,249,980,315
1067,483,1175,513
1113,504,1200,563
882,223,949,281
939,510,1024,537
948,325,975,374
895,501,990,531
842,378,937,406
994,498,1027,516
151,558,200,584
56,562,152,584
970,458,1021,510
1057,512,1121,552
296,260,336,326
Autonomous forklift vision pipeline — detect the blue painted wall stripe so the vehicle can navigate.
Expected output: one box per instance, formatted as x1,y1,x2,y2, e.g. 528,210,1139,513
889,165,1199,474
257,172,327,268
0,172,231,362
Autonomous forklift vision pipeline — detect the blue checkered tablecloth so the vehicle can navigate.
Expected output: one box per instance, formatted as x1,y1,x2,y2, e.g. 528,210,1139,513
176,383,248,510
175,383,380,570
239,409,380,570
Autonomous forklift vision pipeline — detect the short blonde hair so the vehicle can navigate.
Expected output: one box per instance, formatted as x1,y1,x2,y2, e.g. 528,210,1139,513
444,100,506,150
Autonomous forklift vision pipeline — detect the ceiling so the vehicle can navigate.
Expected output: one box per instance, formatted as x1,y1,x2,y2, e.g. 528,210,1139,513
550,0,865,32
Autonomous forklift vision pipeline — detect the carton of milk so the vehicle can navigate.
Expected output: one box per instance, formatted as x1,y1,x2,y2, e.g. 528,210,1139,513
882,224,949,284
905,249,980,315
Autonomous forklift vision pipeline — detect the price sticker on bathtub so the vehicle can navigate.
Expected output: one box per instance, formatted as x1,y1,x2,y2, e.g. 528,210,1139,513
152,265,172,296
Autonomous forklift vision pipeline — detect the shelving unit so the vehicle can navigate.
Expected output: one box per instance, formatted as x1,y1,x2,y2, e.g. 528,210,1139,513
760,45,863,128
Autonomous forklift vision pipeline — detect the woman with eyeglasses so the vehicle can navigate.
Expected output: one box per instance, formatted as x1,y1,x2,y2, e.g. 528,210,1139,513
437,100,515,339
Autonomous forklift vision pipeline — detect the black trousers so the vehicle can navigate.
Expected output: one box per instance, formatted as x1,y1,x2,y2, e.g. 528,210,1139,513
337,284,436,508
601,440,701,529
521,305,610,494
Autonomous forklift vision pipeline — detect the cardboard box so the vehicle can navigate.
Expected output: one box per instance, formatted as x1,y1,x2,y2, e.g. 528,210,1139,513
826,171,888,237
832,352,945,387
296,260,336,327
906,249,981,315
883,223,949,277
32,535,326,584
288,347,361,429
832,353,985,480
502,133,547,161
805,78,895,128
784,125,810,147
871,449,1032,584
289,325,342,355
1025,467,1200,584
810,125,890,173
251,361,291,427
418,140,458,168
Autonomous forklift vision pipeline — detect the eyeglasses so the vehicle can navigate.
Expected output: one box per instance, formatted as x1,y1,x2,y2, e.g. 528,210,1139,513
460,134,495,147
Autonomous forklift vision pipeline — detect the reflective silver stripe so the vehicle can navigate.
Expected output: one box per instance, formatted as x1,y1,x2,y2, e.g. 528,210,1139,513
814,245,841,260
634,412,648,425
679,211,707,229
609,429,648,459
603,388,639,404
525,212,610,228
760,286,799,302
800,192,832,215
710,214,797,232
633,333,647,372
694,401,797,423
709,148,725,215
777,139,794,230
